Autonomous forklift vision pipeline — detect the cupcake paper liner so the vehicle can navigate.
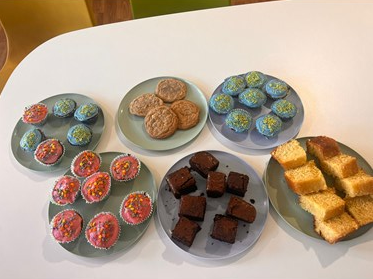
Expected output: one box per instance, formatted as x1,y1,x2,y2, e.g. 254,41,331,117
70,150,102,178
119,191,153,226
50,175,81,206
50,209,84,244
109,153,141,182
33,138,65,167
81,171,111,204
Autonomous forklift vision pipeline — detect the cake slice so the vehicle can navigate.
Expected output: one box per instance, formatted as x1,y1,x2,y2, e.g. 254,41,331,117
306,136,341,162
166,167,197,199
345,195,373,226
226,196,256,223
336,169,373,197
271,139,307,170
284,160,327,195
171,217,201,247
320,154,359,179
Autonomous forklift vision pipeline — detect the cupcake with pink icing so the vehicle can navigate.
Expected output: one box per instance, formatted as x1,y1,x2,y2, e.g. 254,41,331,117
22,103,48,126
85,212,120,249
71,150,101,178
51,175,81,206
50,209,83,243
34,138,65,166
81,172,111,204
109,153,141,182
120,191,153,226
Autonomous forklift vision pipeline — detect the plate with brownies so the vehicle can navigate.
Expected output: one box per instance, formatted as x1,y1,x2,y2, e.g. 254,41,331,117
157,150,269,259
265,136,373,244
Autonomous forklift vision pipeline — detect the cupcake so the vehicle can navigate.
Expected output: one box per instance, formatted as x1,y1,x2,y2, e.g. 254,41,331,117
50,209,83,243
209,93,234,114
265,79,289,99
71,150,101,178
34,138,65,166
221,75,246,96
225,108,252,133
51,175,81,206
53,98,76,118
85,212,120,249
244,71,266,88
110,153,141,182
238,88,267,108
255,114,283,137
81,172,111,204
19,128,45,152
22,103,48,126
120,191,153,225
67,124,92,146
271,99,297,120
74,103,99,124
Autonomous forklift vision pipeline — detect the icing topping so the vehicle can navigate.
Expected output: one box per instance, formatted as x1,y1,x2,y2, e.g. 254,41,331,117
256,114,283,137
34,139,64,165
51,210,83,243
74,103,98,121
20,129,43,151
53,98,76,117
82,172,110,203
67,124,92,146
52,176,80,205
222,76,246,96
209,93,234,114
245,71,266,88
22,103,48,124
271,99,297,119
110,154,140,181
121,192,152,225
239,88,267,108
225,109,252,133
86,212,119,249
72,151,101,178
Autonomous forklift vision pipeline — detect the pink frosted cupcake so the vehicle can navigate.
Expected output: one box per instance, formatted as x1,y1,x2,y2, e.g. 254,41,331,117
120,191,153,225
51,175,80,206
71,150,101,178
34,139,65,166
81,172,111,204
85,212,120,249
50,209,83,243
109,153,141,182
22,103,48,126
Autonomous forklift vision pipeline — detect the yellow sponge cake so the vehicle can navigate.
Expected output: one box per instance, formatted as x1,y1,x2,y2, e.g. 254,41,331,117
345,195,373,226
271,139,307,170
320,154,359,179
306,136,341,162
336,169,373,197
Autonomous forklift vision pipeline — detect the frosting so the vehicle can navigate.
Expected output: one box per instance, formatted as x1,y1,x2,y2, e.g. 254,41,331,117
51,175,80,205
271,99,297,119
34,139,64,165
20,128,44,152
110,154,141,181
71,150,101,178
81,172,111,203
51,209,83,243
53,98,76,117
74,103,98,122
209,93,234,114
238,88,267,108
22,103,48,125
265,79,289,99
120,192,152,225
225,108,252,133
67,124,92,146
222,75,246,96
245,71,266,88
255,114,283,137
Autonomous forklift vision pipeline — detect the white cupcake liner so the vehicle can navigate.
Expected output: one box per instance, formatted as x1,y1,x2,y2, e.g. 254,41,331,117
81,172,111,204
34,138,65,167
22,103,49,126
109,153,141,182
50,209,84,244
119,191,153,226
50,175,81,206
70,150,102,178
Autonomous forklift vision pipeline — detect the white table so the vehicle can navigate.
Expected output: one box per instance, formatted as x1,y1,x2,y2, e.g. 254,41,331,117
1,1,372,278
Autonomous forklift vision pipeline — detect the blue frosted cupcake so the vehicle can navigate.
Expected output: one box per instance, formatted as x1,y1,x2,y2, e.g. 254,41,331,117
239,88,267,108
244,71,266,88
209,93,234,114
255,114,283,137
271,99,297,120
265,79,289,99
74,103,99,124
20,128,45,152
221,75,246,96
53,98,76,118
225,108,252,133
67,124,92,146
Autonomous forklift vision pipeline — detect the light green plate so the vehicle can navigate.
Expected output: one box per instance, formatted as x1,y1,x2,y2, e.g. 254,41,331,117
264,137,373,241
117,76,208,151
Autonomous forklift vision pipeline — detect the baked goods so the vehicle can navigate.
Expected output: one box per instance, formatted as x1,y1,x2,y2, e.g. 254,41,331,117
81,172,111,204
238,88,267,108
271,139,307,170
206,171,226,198
110,153,141,182
271,99,297,120
284,160,327,195
51,175,80,206
34,139,65,166
166,166,197,199
144,106,178,139
129,93,164,116
74,103,99,123
255,114,283,137
264,79,289,99
221,75,246,96
244,71,266,88
22,103,48,126
19,128,45,152
171,216,201,247
120,191,153,225
50,209,83,243
226,196,256,223
225,108,252,133
336,169,373,197
209,93,234,114
155,78,187,103
71,150,101,178
53,98,76,118
210,214,238,244
306,136,341,161
226,171,249,197
345,195,373,226
320,154,359,179
189,151,219,178
170,100,200,130
67,124,92,146
178,195,206,221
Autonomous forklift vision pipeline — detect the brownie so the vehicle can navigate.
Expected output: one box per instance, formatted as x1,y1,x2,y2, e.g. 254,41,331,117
210,214,238,244
171,216,201,247
226,196,256,223
166,167,197,199
179,195,207,221
189,151,219,178
206,171,226,198
226,171,249,197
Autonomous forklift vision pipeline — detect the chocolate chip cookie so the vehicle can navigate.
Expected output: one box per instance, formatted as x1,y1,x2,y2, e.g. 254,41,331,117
129,93,164,117
155,78,187,103
144,106,179,139
171,100,200,130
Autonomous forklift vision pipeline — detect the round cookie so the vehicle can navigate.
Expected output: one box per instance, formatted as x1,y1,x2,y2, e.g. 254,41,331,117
129,93,164,117
170,100,200,130
155,78,187,103
144,106,178,139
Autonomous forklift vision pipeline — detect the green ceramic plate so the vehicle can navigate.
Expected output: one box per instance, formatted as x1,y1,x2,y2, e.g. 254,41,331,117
117,76,208,151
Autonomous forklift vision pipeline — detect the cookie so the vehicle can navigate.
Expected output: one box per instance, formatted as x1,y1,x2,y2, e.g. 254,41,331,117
170,100,200,130
144,106,179,139
155,79,187,103
129,93,164,117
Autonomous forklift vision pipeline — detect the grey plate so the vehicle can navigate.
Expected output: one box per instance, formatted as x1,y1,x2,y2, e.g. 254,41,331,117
209,74,304,150
264,137,373,240
11,93,105,172
157,150,269,259
48,152,157,257
117,76,208,151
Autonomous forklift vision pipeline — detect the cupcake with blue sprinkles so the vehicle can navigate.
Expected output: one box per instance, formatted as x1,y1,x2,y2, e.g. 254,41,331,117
53,98,76,118
74,103,99,124
20,128,45,152
209,93,234,114
255,114,283,138
225,108,252,133
265,79,289,99
271,99,297,120
221,75,246,96
244,71,266,88
239,88,267,108
67,124,92,146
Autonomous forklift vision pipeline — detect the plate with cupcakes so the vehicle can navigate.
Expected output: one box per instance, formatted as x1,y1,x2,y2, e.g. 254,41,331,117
11,93,105,172
209,71,304,150
117,76,208,151
265,136,373,244
48,151,157,257
157,150,269,259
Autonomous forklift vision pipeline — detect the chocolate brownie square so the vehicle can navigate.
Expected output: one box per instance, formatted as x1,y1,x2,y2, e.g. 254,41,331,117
171,217,201,247
166,167,197,199
226,171,249,197
206,171,226,198
210,214,238,244
189,151,219,178
226,196,256,223
179,195,207,221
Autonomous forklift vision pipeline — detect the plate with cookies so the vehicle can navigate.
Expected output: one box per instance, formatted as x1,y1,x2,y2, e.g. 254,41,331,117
265,136,373,244
157,150,269,259
117,77,208,151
